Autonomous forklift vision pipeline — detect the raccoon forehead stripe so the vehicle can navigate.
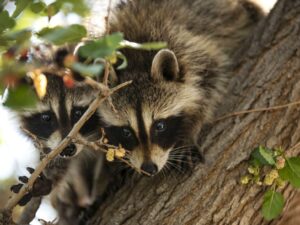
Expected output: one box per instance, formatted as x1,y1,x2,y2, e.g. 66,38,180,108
50,97,60,120
65,97,72,117
136,101,149,149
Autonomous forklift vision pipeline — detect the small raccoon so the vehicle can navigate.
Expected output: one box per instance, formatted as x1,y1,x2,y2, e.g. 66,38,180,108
13,49,102,223
20,72,100,182
98,0,263,176
52,149,109,225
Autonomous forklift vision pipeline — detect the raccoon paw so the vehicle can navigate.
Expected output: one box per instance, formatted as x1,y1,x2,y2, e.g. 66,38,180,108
10,167,52,206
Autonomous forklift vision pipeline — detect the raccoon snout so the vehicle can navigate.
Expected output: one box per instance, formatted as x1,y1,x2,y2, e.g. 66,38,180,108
141,162,158,176
60,143,77,157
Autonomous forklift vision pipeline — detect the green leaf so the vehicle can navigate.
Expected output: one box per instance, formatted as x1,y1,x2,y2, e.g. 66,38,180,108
4,29,32,44
262,190,284,220
37,24,87,45
0,11,16,33
120,40,167,50
46,2,61,20
30,1,47,13
279,157,300,188
78,32,124,59
4,85,37,110
72,63,103,77
56,0,89,17
251,146,275,166
12,0,32,18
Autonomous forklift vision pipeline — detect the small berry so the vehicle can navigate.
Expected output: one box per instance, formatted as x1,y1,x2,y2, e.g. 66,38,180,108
115,147,126,158
264,170,278,186
106,148,115,162
240,175,250,185
276,178,286,188
275,156,285,169
248,166,259,176
63,75,75,88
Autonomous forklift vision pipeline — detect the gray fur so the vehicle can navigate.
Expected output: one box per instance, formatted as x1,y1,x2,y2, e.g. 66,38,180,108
98,0,264,174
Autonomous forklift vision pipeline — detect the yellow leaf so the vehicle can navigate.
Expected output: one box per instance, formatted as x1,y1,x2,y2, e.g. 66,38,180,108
28,70,47,99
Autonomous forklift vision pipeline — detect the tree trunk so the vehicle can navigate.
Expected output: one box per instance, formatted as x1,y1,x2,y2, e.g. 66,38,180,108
88,0,300,224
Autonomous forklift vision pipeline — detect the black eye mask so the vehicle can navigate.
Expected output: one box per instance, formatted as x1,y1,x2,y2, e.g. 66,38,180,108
104,126,139,150
150,116,184,149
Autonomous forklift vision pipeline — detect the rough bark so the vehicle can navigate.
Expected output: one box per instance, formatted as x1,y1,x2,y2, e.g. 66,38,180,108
88,0,300,224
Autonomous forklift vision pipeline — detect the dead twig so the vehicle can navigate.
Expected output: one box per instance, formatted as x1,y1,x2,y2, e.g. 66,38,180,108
214,100,300,122
104,0,112,35
21,127,44,150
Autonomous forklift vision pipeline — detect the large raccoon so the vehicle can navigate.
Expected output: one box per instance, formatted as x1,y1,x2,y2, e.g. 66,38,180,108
98,0,263,176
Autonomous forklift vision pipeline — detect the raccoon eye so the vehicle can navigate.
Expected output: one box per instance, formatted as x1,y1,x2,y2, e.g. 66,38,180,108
41,113,51,122
121,128,132,138
155,121,166,132
74,109,84,119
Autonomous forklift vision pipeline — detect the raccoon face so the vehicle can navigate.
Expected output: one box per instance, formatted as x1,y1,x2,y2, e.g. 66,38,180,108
99,49,205,176
21,73,100,158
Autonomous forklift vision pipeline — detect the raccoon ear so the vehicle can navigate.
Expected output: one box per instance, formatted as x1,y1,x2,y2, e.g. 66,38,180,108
151,49,179,81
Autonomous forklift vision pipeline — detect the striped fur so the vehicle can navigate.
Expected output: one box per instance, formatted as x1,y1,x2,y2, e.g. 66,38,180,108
98,0,264,175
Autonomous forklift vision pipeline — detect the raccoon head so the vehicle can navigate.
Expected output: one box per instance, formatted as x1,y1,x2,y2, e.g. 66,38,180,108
98,49,224,176
20,73,100,158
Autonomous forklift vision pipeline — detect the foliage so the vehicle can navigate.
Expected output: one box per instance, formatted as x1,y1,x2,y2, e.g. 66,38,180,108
241,145,300,220
0,0,166,110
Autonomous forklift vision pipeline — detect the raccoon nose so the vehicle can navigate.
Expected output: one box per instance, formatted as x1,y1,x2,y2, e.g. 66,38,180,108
60,143,77,157
141,162,158,176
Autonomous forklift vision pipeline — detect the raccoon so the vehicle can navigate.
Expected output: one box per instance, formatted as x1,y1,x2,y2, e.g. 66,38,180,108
98,0,263,176
19,73,100,183
52,149,109,225
11,49,102,223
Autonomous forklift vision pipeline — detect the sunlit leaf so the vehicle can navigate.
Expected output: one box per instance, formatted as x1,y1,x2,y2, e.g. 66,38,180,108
12,0,32,18
46,2,60,20
56,0,89,16
30,1,47,13
28,71,47,99
116,51,127,70
120,40,167,50
72,63,103,77
0,11,16,33
37,24,87,45
262,190,284,220
78,32,124,59
279,157,300,188
4,29,32,45
4,85,37,110
251,146,275,166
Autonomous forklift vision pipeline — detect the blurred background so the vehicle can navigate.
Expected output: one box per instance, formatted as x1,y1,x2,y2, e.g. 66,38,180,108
0,0,277,224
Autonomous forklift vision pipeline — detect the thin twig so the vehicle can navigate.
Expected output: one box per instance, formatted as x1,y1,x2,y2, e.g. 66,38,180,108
4,81,132,211
105,0,112,35
74,136,151,176
103,61,110,86
214,100,300,122
21,127,44,150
